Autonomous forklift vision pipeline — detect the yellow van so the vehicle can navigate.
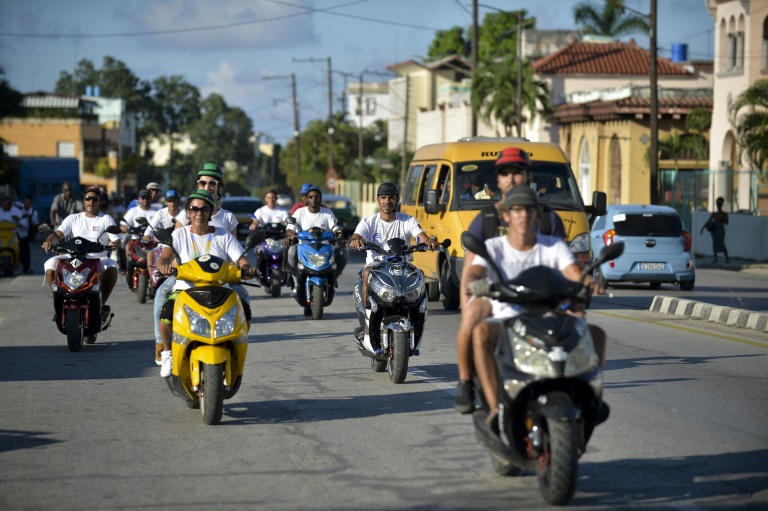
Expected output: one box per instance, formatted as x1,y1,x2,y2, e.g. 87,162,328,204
400,137,606,310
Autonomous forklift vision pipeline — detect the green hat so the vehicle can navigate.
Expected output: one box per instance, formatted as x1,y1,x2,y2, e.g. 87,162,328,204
186,189,215,209
197,163,223,180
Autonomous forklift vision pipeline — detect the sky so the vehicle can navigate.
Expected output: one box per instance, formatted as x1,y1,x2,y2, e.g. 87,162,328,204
0,0,717,146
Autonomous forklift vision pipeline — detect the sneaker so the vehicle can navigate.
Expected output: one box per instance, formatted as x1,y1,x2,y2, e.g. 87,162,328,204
101,305,111,323
160,350,172,377
454,380,474,414
596,401,610,425
155,343,163,366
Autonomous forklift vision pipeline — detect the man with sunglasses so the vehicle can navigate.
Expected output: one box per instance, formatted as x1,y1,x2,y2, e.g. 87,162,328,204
155,189,255,377
121,189,160,290
174,164,237,236
454,147,566,414
42,187,121,321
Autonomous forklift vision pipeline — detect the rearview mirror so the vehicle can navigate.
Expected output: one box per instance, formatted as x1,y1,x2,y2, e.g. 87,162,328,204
244,231,266,251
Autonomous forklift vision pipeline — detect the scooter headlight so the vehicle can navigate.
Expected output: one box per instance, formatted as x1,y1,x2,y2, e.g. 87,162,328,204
513,338,557,378
184,305,211,337
403,275,425,302
371,278,396,303
62,268,91,290
215,305,238,337
564,329,598,377
265,238,283,252
307,251,331,267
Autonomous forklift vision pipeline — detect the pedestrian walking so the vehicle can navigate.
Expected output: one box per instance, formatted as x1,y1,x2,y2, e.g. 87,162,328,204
18,196,38,274
700,196,730,263
49,182,81,228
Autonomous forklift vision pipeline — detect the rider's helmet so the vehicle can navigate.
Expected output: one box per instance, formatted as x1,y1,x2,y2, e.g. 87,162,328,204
495,147,532,184
186,189,216,209
305,185,322,198
83,186,104,199
376,182,400,197
197,163,224,199
165,189,180,203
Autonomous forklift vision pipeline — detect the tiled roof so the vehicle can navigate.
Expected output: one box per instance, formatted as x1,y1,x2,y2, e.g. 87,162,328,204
532,40,691,76
21,91,98,110
553,95,712,124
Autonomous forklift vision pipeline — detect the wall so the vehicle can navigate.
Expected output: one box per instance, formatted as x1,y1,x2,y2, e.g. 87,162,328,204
692,210,768,261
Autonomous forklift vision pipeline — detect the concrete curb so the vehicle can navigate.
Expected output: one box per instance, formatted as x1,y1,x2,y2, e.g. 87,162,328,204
650,296,768,333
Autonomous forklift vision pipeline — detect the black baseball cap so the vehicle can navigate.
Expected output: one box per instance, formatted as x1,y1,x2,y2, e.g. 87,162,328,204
377,182,399,196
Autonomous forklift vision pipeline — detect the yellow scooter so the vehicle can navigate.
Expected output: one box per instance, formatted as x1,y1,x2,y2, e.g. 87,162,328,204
0,220,20,277
154,229,265,425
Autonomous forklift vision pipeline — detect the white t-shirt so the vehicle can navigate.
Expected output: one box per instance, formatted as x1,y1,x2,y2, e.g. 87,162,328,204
472,234,576,319
144,207,181,237
0,206,25,235
354,212,425,264
253,205,288,226
175,208,238,233
122,206,158,238
170,226,245,290
57,213,120,258
287,207,338,233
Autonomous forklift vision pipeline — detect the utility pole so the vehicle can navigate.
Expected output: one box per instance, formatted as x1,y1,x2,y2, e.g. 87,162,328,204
649,0,659,204
401,75,410,187
334,70,355,120
358,73,364,216
264,74,301,180
471,0,478,136
293,57,335,174
516,10,523,137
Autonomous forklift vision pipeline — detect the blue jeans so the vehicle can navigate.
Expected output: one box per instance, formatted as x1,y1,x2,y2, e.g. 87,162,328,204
153,277,250,344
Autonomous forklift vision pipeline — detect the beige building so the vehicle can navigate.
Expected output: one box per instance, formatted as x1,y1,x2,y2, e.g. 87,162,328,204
706,0,767,212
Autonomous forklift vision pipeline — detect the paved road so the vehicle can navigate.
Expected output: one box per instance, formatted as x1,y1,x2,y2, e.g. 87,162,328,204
0,248,766,510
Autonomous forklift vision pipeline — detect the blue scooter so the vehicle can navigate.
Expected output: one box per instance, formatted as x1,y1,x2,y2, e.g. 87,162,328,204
292,225,338,320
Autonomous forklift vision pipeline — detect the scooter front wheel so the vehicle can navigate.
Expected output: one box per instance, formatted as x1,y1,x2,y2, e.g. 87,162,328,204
311,285,324,320
537,419,579,505
388,331,410,384
200,362,225,425
66,309,84,352
270,268,282,298
137,274,149,304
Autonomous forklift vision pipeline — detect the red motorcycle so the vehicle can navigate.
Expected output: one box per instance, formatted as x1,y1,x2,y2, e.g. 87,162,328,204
125,223,158,304
40,224,121,352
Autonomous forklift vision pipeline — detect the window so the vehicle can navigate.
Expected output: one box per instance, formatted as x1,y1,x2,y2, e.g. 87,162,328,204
57,142,75,157
763,17,768,69
418,165,437,205
578,137,591,200
365,98,376,116
403,165,424,206
2,144,18,157
436,165,451,206
613,214,683,237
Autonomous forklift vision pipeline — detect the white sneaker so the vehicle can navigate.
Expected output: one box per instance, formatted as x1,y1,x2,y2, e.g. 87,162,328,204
160,350,172,377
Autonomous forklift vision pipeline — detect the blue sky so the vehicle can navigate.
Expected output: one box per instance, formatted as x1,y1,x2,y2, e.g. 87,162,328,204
0,0,716,146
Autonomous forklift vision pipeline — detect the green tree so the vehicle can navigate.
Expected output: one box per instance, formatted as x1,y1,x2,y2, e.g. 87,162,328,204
573,0,649,37
55,57,151,113
427,26,470,60
729,79,768,179
0,67,23,120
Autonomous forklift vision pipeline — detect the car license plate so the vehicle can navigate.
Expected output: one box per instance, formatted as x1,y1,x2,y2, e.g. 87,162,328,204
640,263,665,270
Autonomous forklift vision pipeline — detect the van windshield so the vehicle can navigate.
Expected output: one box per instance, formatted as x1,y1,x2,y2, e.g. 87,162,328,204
453,160,585,212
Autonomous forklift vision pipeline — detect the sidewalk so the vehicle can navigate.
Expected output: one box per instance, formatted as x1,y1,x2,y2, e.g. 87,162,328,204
650,258,768,334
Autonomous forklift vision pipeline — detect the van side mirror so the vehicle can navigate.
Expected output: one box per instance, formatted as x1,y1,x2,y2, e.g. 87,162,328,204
424,190,444,215
587,191,607,217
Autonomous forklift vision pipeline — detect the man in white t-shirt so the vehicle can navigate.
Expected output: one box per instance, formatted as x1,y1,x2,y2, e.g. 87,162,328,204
42,187,121,318
465,186,607,429
121,189,160,288
155,189,255,377
249,188,288,230
285,186,347,280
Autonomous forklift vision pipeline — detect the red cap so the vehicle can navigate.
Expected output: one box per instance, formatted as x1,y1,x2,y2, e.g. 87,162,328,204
495,147,531,171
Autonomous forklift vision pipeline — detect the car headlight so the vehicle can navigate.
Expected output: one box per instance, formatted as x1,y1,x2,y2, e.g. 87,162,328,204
265,238,282,252
569,232,590,254
215,304,238,337
308,251,330,267
564,330,598,377
513,339,557,377
62,268,90,290
185,305,211,336
371,278,397,303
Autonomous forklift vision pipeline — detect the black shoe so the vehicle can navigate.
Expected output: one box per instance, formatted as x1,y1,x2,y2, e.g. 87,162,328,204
596,401,610,425
454,380,475,414
101,305,112,323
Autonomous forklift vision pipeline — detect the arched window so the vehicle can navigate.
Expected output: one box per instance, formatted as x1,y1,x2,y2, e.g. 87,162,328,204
578,137,591,200
728,16,737,70
609,136,622,205
720,19,728,72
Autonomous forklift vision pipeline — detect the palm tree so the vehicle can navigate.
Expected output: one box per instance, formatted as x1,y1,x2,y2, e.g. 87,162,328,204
471,55,552,137
574,0,649,37
729,79,768,180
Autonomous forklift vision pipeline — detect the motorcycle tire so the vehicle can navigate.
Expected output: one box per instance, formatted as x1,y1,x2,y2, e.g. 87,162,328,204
441,259,460,311
66,309,84,352
537,418,579,506
370,357,387,373
270,268,282,298
137,274,149,304
426,280,440,301
311,286,324,320
388,331,410,384
200,362,225,425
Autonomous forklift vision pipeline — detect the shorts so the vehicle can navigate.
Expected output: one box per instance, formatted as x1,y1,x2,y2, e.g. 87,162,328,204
45,255,118,274
160,290,252,324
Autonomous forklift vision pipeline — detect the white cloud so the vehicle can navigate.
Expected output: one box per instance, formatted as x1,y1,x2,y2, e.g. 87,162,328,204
117,0,317,51
201,60,267,105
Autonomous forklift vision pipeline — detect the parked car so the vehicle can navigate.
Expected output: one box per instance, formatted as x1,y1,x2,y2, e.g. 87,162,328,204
322,194,359,237
590,204,695,290
220,196,263,240
276,194,294,209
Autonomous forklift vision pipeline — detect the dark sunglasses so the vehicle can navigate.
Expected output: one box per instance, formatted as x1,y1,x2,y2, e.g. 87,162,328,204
197,180,219,187
83,196,100,202
188,205,212,214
